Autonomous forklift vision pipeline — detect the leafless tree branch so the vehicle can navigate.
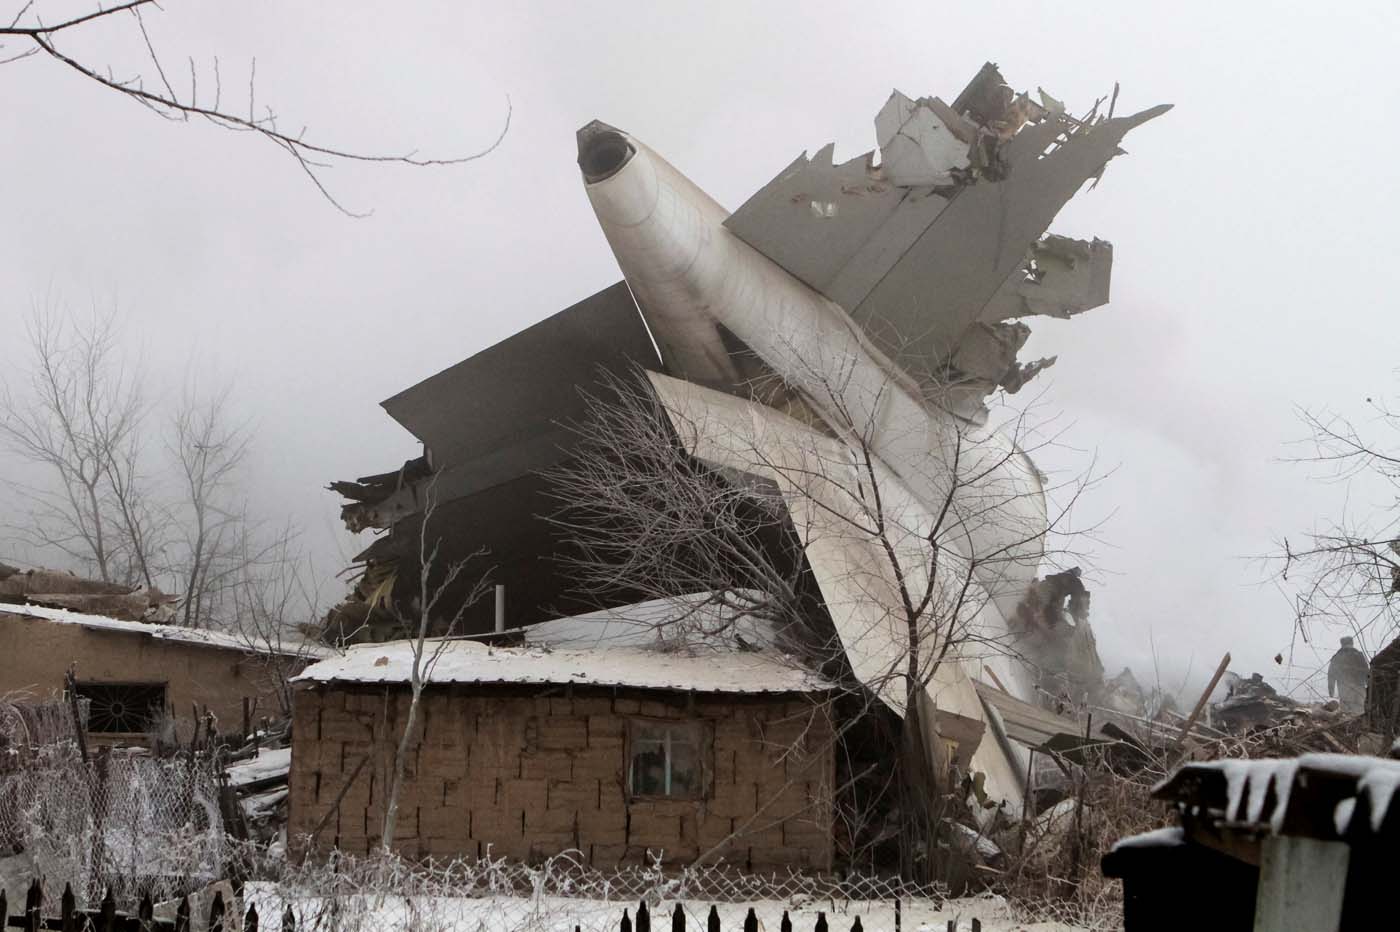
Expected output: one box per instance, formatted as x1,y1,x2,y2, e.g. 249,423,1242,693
1,1,510,215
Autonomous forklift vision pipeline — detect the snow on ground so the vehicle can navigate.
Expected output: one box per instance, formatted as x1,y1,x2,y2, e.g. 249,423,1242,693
243,887,1084,932
226,747,292,787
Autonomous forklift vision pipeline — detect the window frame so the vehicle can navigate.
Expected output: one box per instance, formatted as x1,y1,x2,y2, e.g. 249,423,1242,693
624,717,712,802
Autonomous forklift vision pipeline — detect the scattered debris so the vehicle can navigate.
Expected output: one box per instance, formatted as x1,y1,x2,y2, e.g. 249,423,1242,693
0,565,177,623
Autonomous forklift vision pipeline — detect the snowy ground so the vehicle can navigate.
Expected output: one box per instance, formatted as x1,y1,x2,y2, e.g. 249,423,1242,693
244,887,1085,932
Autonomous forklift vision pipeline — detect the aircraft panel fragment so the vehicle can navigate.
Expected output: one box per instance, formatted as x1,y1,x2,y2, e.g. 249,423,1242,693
874,91,971,187
846,105,1170,375
722,145,916,296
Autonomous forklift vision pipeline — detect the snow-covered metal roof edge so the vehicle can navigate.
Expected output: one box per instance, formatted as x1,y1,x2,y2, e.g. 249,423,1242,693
1154,753,1400,839
2,601,333,659
293,638,833,695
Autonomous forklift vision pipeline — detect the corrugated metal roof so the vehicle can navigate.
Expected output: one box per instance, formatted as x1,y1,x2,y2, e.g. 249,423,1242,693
2,602,331,659
293,638,831,695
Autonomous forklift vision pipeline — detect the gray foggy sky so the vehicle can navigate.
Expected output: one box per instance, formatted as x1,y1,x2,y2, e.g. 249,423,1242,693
3,0,1397,698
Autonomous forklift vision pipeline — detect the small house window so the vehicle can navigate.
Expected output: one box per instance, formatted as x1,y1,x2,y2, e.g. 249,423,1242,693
73,682,166,734
628,720,707,799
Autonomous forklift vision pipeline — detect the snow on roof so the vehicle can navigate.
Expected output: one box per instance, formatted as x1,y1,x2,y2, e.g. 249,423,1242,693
294,638,831,695
523,591,781,650
1,601,331,659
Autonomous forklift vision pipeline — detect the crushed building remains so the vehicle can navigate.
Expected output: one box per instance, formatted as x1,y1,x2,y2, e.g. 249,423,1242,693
327,63,1170,868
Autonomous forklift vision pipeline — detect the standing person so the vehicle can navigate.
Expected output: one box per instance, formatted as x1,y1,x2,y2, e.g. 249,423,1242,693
1328,636,1371,715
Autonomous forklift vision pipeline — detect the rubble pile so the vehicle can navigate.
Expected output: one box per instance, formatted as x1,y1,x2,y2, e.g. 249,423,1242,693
224,741,292,846
0,564,177,623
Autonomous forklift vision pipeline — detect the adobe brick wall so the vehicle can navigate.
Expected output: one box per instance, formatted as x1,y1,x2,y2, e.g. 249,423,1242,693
0,610,297,741
288,683,834,872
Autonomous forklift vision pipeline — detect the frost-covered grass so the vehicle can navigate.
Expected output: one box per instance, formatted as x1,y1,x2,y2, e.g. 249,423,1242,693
243,886,1085,932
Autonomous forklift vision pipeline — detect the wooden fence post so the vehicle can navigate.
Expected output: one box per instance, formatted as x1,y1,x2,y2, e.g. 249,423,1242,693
895,899,901,932
621,907,632,932
707,905,720,932
672,903,685,932
637,901,650,932
850,918,863,932
89,748,111,904
780,910,792,932
744,907,757,932
814,912,828,932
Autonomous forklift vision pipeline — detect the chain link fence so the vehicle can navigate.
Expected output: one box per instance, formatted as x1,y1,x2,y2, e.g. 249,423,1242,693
0,746,225,908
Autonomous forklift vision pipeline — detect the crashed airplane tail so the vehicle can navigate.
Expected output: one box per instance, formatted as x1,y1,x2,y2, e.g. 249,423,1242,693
333,63,1168,823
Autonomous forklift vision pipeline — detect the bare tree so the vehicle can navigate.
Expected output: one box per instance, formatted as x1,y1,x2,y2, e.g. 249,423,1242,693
228,530,328,718
0,307,149,584
166,383,253,627
2,306,311,636
546,359,1099,880
380,476,490,853
1278,385,1400,662
0,0,509,215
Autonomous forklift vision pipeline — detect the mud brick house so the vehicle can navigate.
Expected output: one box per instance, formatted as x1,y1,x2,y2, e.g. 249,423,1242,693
288,621,837,872
0,601,323,744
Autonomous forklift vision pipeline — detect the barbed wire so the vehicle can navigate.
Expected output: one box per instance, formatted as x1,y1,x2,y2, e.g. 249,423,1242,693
227,845,951,932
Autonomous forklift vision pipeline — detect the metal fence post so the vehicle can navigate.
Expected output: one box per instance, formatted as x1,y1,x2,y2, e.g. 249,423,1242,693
24,878,41,932
97,888,115,932
209,890,225,932
59,882,75,932
138,891,155,932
